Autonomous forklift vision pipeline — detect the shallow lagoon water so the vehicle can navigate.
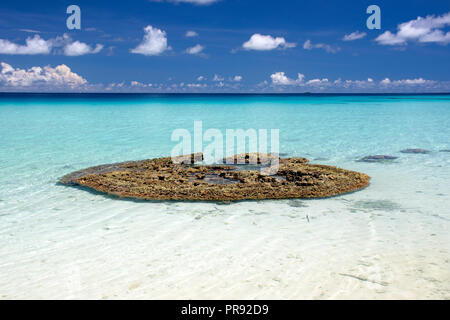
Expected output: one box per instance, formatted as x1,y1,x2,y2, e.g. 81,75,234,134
0,94,449,299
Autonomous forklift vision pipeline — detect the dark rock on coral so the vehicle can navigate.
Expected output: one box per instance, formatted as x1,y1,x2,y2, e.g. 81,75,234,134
349,199,402,212
287,200,308,208
358,155,398,163
221,153,287,165
59,153,370,201
439,149,450,153
400,149,431,154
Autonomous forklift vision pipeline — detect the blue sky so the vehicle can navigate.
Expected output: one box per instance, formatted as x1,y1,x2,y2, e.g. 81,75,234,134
0,0,449,92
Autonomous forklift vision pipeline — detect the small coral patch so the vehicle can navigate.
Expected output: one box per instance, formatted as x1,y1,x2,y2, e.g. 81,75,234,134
59,153,370,201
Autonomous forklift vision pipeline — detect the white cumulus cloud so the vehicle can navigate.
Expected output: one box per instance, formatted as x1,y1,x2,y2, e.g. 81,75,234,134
185,30,199,37
306,78,329,85
0,62,87,88
271,72,304,85
0,35,52,55
185,44,204,55
131,25,170,56
0,34,104,56
376,12,450,45
243,34,296,51
64,41,103,56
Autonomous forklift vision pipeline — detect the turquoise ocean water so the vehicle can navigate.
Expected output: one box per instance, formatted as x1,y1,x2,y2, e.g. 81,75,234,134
0,94,449,299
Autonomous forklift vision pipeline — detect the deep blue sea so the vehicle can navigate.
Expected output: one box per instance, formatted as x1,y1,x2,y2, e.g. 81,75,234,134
0,94,449,299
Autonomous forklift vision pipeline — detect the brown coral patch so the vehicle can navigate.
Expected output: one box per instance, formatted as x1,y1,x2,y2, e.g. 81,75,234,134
59,153,370,201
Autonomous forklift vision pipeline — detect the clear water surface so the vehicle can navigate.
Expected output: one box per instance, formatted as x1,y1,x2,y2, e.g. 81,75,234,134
0,94,449,299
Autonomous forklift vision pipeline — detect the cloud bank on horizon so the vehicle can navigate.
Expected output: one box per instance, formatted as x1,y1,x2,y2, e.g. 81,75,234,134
0,0,448,93
1,61,448,93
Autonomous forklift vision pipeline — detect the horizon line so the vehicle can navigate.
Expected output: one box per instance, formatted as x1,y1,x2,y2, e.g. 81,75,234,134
1,92,450,96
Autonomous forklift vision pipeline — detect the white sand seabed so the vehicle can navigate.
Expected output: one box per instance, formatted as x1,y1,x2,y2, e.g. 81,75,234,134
0,164,449,299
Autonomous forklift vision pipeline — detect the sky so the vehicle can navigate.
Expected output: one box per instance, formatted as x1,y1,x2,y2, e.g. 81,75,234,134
0,0,449,93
